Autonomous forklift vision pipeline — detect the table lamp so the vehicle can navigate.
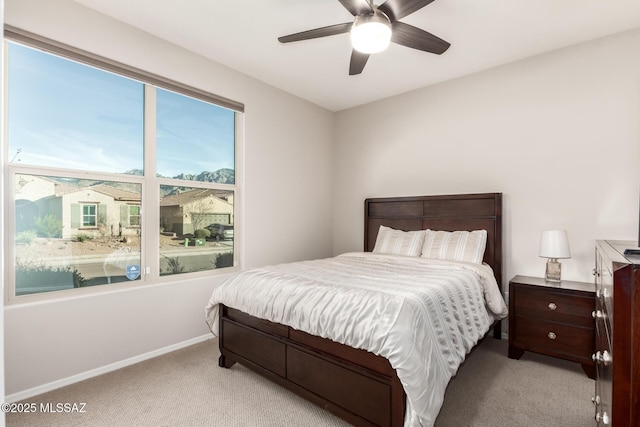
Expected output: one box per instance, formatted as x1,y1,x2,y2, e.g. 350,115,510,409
539,230,571,282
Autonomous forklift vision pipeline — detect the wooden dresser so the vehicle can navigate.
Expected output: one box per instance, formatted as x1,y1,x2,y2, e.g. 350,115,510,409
593,240,640,426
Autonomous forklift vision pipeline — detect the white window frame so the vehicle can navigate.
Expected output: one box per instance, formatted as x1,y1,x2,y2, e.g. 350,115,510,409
128,205,141,228
81,203,98,228
3,26,244,304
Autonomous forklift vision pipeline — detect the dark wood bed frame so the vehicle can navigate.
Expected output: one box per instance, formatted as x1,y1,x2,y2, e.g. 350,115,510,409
217,192,503,426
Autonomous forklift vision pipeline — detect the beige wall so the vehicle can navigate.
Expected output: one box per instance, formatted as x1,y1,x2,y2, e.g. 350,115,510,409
4,0,334,398
14,175,56,201
333,28,640,285
62,189,112,238
0,0,6,422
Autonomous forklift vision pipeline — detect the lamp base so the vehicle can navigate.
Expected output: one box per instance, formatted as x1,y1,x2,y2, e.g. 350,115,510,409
545,258,562,282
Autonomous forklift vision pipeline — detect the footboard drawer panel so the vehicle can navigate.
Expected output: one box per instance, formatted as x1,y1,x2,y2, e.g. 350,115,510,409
225,306,288,338
222,320,286,377
287,346,390,426
290,328,393,376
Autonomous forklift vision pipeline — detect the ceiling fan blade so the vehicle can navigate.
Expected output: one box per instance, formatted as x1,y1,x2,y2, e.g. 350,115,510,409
379,0,435,22
349,50,370,75
278,22,352,43
391,21,450,54
338,0,373,16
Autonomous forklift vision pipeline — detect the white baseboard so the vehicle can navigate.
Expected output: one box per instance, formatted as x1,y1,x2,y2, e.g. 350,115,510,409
6,334,213,403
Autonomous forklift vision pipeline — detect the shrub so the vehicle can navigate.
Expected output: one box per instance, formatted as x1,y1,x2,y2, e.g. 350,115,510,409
194,228,211,239
35,214,62,238
97,223,111,238
16,230,37,244
160,256,185,275
75,233,94,242
15,258,87,295
214,252,234,269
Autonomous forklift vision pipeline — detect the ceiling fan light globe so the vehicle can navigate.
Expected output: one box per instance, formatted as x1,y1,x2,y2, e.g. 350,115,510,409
351,15,392,54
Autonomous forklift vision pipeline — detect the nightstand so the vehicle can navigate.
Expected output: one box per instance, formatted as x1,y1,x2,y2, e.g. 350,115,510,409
508,275,595,379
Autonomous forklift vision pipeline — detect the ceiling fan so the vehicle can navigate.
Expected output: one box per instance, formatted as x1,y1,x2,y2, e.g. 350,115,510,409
278,0,450,76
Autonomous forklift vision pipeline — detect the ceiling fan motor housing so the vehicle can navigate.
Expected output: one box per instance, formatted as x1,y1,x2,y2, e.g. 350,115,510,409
351,9,392,54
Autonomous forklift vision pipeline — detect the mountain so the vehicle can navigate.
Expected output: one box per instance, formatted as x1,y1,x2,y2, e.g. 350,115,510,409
122,168,235,184
50,169,235,196
125,169,144,176
171,169,235,184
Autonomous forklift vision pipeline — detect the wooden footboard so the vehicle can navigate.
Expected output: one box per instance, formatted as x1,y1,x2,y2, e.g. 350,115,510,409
218,304,405,427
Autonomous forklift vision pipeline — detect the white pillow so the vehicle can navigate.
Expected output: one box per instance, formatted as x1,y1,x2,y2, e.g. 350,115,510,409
372,225,426,257
421,229,487,264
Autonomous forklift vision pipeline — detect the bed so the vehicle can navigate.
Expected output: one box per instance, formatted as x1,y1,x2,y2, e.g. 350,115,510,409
205,192,506,427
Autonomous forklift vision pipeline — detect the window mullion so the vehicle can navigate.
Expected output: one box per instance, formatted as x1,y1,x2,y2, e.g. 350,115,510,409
143,85,159,282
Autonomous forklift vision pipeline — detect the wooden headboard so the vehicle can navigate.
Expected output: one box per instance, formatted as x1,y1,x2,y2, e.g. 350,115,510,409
364,192,503,289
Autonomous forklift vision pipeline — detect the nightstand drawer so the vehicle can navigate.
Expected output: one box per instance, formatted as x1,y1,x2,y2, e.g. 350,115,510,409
515,286,594,327
514,316,594,362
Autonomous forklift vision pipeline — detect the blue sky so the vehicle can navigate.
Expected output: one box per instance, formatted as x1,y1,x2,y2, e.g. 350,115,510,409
8,42,235,179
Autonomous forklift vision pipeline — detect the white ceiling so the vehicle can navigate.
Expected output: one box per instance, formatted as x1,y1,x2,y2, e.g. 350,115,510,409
75,0,640,112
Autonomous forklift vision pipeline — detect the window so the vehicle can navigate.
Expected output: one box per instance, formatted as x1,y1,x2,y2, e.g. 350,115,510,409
159,186,234,276
14,173,143,295
4,28,243,301
81,204,98,227
128,205,141,227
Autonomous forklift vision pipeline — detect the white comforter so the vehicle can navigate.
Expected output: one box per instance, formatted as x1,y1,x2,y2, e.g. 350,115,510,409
205,252,508,427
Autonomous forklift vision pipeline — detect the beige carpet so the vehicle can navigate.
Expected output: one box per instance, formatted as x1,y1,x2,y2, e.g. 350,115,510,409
6,337,594,426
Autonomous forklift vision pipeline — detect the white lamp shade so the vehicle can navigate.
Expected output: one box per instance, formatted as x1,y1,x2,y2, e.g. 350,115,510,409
350,14,392,54
539,230,571,259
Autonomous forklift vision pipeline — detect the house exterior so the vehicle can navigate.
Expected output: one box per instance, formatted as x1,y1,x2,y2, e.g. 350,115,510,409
160,188,233,235
15,175,141,239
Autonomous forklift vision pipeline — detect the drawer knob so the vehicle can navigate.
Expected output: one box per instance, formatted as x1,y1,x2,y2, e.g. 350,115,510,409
548,302,557,311
592,395,601,404
592,350,612,366
592,310,604,319
595,411,610,424
547,332,556,340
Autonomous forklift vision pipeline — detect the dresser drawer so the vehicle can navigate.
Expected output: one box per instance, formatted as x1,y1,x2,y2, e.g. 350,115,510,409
595,360,613,426
513,316,594,363
515,286,594,327
594,313,613,422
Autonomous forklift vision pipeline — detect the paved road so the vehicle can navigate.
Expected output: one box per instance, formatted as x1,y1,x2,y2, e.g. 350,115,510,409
38,242,234,280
